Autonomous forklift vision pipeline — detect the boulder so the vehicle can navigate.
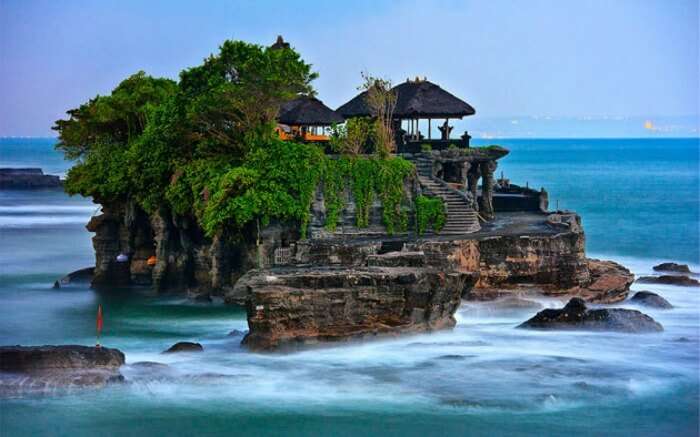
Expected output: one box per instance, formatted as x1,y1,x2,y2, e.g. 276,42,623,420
544,259,634,304
636,275,700,287
518,298,663,333
0,345,125,395
163,342,203,353
241,266,478,351
653,262,691,274
630,291,673,309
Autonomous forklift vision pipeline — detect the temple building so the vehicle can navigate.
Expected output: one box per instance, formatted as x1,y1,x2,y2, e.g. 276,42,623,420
276,96,344,142
336,77,475,152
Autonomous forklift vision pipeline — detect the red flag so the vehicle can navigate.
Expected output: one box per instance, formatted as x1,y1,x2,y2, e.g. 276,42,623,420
96,304,103,333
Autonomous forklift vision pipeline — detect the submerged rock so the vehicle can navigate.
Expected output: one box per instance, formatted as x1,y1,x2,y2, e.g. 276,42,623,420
163,342,203,353
518,298,663,333
636,275,700,287
630,291,673,309
653,262,692,274
53,267,95,289
0,345,125,395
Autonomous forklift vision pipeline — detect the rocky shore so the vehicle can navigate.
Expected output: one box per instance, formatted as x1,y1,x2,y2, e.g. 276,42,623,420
81,193,639,349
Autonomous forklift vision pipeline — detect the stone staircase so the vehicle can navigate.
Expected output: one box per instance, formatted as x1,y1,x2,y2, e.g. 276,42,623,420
410,154,481,235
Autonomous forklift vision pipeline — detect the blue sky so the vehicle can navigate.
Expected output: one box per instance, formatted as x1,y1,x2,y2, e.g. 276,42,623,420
1,0,698,137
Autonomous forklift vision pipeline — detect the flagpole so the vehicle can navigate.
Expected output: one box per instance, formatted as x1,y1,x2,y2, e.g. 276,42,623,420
96,304,103,348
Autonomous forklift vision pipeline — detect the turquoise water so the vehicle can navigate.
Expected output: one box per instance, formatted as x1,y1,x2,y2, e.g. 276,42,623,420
1,138,698,436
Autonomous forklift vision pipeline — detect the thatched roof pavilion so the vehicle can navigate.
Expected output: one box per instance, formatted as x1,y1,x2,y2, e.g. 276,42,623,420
276,96,344,142
337,79,475,119
336,78,475,151
278,96,344,126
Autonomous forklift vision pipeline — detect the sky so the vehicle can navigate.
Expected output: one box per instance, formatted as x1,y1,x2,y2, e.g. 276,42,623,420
0,0,698,137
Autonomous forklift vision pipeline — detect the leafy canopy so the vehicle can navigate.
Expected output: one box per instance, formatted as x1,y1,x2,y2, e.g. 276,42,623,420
54,39,443,239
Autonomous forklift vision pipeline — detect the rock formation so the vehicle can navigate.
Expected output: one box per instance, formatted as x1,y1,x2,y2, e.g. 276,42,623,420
83,179,636,349
0,345,125,396
0,168,62,189
630,291,673,309
653,262,692,274
163,342,203,353
240,263,478,351
636,275,700,287
518,298,663,333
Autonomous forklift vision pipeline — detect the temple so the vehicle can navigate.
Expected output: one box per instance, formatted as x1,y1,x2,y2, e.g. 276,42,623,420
271,37,544,235
336,77,475,152
276,96,343,142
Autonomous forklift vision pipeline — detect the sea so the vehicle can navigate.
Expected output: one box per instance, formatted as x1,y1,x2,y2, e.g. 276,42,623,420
0,137,698,436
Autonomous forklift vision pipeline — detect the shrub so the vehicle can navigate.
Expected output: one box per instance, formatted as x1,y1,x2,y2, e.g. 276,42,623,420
415,195,446,235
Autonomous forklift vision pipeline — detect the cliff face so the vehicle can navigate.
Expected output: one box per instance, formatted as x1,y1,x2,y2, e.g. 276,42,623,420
86,198,632,349
240,261,478,351
86,199,270,297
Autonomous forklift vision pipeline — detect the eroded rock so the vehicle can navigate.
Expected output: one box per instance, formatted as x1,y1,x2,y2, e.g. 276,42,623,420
518,298,663,333
637,275,700,287
653,262,691,274
53,267,94,289
163,342,203,353
241,266,478,351
564,259,634,303
630,291,673,309
0,345,125,396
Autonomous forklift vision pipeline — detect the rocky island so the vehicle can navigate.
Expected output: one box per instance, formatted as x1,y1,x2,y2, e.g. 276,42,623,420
46,37,641,351
0,168,62,189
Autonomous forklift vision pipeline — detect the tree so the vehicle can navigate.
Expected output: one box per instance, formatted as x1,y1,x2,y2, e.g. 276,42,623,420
329,117,374,155
53,71,177,160
178,40,318,157
360,72,397,158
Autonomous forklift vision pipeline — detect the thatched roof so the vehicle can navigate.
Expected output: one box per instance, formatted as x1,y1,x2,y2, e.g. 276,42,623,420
278,96,345,126
337,79,476,119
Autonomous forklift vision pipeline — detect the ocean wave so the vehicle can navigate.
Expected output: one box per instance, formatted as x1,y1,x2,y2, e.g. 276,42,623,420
0,215,90,228
0,205,96,214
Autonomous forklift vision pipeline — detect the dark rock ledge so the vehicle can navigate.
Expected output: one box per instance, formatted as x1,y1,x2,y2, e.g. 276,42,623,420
653,262,692,274
518,298,663,333
0,168,62,189
636,275,700,287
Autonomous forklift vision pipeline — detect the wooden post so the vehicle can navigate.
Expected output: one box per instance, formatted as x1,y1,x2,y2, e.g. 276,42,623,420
428,119,431,140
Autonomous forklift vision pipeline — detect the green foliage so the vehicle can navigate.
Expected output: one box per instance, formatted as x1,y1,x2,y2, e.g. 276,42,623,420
415,195,446,235
321,156,414,234
56,39,322,239
448,143,458,150
62,141,131,201
321,157,351,231
179,40,317,157
56,38,428,241
54,71,177,160
374,157,413,234
329,118,374,155
420,143,432,152
200,140,325,238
